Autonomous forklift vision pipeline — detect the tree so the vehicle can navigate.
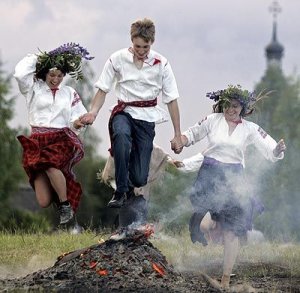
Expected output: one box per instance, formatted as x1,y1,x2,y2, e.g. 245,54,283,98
250,66,300,241
0,59,28,229
0,60,24,203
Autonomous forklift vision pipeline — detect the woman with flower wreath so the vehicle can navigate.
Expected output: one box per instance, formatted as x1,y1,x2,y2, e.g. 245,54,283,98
176,85,286,289
81,18,182,216
14,43,93,225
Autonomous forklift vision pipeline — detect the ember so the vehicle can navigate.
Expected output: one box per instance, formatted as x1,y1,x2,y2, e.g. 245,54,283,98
142,223,155,238
89,261,97,269
0,229,195,292
152,262,165,276
97,269,108,276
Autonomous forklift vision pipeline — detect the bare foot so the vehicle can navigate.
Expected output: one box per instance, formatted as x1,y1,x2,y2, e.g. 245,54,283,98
221,274,230,290
200,272,222,291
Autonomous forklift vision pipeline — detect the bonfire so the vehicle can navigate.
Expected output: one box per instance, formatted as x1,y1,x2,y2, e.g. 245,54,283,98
0,225,196,292
1,224,297,292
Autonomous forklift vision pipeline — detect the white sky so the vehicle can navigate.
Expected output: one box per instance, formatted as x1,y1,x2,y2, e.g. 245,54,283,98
1,0,299,159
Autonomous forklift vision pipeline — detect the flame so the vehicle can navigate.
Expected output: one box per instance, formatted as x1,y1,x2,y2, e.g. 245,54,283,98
152,262,165,276
97,269,108,276
139,223,155,238
89,261,97,269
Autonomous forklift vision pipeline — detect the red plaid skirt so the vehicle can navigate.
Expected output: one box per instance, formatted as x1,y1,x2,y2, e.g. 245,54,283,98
17,127,84,212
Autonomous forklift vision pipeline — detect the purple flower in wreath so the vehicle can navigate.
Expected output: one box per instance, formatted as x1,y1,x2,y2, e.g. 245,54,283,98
48,43,94,61
206,90,224,102
36,42,94,80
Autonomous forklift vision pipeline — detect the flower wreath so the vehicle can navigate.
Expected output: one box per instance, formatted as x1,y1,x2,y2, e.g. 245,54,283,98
35,42,94,80
206,84,271,117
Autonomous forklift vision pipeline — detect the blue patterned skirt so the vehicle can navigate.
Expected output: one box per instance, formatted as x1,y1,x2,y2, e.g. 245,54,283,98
190,156,263,237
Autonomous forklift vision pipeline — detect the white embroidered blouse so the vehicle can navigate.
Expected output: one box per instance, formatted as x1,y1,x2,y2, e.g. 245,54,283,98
14,54,87,134
183,113,283,167
94,48,179,124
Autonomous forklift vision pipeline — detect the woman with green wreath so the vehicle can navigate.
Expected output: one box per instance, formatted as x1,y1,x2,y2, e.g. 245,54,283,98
178,85,286,289
14,43,93,225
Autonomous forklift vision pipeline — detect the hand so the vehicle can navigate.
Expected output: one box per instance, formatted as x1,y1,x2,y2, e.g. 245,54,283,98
170,136,183,154
180,134,188,146
80,112,96,125
273,139,286,157
73,119,86,130
171,160,185,168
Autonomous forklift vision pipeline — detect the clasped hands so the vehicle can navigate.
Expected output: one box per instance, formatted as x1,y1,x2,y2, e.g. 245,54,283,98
73,112,96,129
170,135,187,154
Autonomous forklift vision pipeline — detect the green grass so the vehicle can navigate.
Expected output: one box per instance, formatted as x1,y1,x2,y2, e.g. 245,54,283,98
152,230,300,276
0,230,105,278
1,229,300,280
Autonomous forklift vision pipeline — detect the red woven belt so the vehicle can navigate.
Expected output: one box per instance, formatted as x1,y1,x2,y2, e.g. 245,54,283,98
108,98,157,156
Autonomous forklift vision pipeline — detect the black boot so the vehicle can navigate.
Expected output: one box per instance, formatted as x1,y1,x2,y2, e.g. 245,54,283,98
119,194,148,227
189,212,208,246
107,191,126,208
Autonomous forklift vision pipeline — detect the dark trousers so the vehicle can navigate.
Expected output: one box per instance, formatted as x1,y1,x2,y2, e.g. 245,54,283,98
112,113,155,193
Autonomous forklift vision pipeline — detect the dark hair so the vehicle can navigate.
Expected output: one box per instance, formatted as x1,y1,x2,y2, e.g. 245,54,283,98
35,67,67,81
212,99,248,117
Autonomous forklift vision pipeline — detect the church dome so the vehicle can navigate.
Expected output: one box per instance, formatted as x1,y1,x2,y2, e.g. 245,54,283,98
265,21,284,64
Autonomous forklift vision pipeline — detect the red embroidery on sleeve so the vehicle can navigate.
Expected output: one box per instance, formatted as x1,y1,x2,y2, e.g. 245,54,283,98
109,58,117,72
258,127,267,138
72,92,81,107
198,116,208,125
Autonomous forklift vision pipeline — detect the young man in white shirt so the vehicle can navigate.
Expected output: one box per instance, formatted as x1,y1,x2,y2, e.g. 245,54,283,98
81,18,182,210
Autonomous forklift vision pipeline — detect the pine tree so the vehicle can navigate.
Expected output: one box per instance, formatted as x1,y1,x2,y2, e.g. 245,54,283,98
0,60,24,204
252,66,300,241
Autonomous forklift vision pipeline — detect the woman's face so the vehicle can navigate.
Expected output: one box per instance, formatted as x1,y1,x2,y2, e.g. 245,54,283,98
132,37,152,60
223,99,243,122
45,69,64,89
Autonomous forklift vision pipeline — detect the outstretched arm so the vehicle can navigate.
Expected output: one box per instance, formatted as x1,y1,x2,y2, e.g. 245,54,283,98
250,122,286,161
80,89,107,125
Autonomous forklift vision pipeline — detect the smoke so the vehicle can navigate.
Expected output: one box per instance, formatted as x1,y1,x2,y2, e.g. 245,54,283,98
146,146,292,248
150,192,192,228
0,255,53,279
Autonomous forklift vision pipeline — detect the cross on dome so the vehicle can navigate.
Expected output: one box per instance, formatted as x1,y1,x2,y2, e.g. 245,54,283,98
269,0,282,21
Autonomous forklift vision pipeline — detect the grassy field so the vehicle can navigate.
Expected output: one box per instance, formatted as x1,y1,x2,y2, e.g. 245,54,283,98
152,230,300,277
0,229,300,281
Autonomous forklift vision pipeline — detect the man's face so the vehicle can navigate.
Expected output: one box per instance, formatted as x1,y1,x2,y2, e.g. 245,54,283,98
132,37,152,60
